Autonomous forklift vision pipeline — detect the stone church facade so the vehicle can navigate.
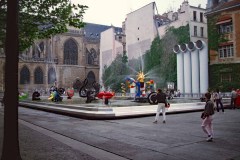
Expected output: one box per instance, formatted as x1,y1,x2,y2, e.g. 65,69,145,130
0,23,112,94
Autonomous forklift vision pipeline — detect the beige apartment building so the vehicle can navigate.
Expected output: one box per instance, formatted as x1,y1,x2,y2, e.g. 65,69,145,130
205,0,240,91
158,1,208,43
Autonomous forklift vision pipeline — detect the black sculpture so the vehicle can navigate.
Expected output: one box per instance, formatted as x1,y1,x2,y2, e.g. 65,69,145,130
32,91,41,100
78,78,100,103
147,92,158,105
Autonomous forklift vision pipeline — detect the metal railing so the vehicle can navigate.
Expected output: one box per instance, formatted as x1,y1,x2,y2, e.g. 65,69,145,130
19,56,58,63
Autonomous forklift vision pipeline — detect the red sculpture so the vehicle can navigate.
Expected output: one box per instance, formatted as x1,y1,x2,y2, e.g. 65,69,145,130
97,91,115,105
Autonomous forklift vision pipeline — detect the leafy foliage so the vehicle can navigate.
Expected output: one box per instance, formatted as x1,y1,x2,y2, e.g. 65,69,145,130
0,0,88,51
143,25,190,89
209,63,240,92
207,15,228,51
102,54,129,92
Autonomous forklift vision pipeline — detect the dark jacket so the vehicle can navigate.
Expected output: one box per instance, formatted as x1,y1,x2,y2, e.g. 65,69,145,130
156,92,167,103
204,100,214,116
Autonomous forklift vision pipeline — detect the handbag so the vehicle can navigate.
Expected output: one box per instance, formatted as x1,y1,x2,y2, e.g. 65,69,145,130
165,103,170,108
201,112,206,119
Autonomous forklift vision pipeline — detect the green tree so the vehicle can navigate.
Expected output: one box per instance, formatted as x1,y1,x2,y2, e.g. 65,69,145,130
0,1,87,159
122,50,128,64
0,0,88,51
143,25,190,89
102,54,129,92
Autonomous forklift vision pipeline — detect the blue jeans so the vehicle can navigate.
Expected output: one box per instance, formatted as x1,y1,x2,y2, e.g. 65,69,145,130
231,98,237,109
216,99,224,112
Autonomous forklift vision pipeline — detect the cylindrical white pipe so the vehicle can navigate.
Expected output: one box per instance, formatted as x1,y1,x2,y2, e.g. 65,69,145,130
173,45,184,94
187,42,199,97
195,40,208,94
180,44,191,96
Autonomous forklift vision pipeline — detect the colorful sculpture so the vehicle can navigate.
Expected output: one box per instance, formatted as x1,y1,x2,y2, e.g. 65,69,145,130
125,71,147,98
66,88,74,99
136,71,146,97
121,83,126,96
125,71,156,103
48,86,65,102
146,80,155,93
97,91,115,105
19,92,28,100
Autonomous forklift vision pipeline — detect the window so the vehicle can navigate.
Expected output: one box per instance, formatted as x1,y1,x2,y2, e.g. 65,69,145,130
218,44,234,58
64,39,78,65
194,26,197,36
193,11,197,21
219,23,233,34
200,12,203,22
200,27,204,37
221,73,231,82
34,67,43,84
20,66,30,84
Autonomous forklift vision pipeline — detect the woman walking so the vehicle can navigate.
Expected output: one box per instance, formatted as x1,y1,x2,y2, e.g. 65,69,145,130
201,92,215,142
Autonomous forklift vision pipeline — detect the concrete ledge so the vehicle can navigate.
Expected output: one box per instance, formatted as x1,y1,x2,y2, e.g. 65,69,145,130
17,99,232,120
19,102,116,120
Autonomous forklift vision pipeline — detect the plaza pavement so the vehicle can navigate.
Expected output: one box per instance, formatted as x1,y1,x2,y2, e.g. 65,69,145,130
1,97,240,160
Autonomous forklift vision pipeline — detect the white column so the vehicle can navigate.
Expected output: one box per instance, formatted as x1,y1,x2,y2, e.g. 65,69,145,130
173,45,184,94
196,40,208,94
181,44,191,96
187,42,200,97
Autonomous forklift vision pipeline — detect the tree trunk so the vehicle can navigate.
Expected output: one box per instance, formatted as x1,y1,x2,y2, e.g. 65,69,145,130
1,0,21,159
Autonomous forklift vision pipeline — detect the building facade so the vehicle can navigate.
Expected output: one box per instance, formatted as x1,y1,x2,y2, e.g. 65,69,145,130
157,1,208,43
99,26,124,85
0,23,111,93
206,0,240,91
124,2,159,60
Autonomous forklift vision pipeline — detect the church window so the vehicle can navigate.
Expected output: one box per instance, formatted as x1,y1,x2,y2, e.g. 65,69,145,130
34,67,44,84
64,39,78,65
20,66,30,84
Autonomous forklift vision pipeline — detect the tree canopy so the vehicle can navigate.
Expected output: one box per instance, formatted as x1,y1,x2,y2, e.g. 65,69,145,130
102,53,129,92
0,0,88,51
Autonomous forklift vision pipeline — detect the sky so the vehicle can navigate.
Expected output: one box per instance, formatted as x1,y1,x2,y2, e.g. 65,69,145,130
74,0,208,27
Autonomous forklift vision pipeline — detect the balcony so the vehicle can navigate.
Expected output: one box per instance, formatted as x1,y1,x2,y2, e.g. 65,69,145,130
19,55,58,64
